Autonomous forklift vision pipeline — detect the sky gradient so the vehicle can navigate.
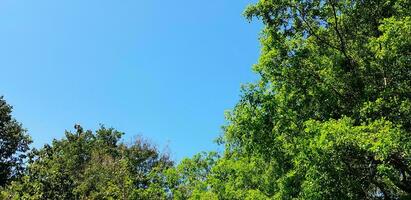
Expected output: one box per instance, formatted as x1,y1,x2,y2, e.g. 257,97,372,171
0,0,261,161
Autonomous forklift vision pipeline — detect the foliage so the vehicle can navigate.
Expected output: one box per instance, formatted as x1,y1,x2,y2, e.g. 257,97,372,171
1,0,411,199
0,96,31,187
169,0,411,199
166,152,219,200
1,125,172,200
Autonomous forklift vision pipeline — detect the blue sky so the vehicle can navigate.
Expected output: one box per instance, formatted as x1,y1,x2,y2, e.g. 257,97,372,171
0,0,261,161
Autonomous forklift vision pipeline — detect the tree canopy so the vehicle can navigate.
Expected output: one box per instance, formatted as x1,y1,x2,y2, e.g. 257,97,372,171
169,0,411,199
0,96,31,187
1,125,172,200
1,0,410,199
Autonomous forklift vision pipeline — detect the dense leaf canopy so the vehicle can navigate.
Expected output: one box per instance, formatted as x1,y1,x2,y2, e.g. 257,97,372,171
0,96,31,187
170,0,411,199
1,125,172,199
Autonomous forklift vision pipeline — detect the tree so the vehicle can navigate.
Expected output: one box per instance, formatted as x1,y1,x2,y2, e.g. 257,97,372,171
166,152,219,200
0,96,31,187
1,125,173,200
171,0,411,199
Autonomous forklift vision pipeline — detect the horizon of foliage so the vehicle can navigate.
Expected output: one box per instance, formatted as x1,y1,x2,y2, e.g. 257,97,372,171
1,0,410,199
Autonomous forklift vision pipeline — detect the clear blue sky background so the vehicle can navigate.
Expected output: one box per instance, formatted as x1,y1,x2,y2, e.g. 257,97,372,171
0,0,261,161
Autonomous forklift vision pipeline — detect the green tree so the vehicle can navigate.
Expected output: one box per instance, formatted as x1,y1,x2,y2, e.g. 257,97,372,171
171,0,411,199
0,96,31,187
166,152,219,200
1,125,172,200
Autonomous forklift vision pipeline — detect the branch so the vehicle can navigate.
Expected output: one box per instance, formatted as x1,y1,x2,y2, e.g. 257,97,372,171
330,0,346,53
293,4,340,52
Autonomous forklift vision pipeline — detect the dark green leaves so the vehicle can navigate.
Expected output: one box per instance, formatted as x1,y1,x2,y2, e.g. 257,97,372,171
0,96,31,187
